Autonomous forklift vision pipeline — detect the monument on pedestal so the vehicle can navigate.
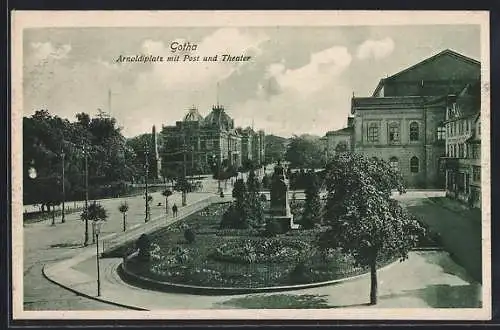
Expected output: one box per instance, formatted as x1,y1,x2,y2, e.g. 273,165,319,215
267,161,299,231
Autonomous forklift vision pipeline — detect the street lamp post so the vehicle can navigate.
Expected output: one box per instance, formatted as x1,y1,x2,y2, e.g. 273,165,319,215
182,143,187,207
92,220,103,297
61,150,66,223
28,164,37,226
145,141,150,222
83,145,89,246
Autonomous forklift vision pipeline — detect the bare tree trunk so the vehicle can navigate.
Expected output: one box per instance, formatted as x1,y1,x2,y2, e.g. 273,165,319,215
369,254,378,305
123,213,126,232
165,198,169,216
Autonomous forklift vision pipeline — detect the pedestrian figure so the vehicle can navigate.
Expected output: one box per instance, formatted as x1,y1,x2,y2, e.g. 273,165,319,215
172,204,178,217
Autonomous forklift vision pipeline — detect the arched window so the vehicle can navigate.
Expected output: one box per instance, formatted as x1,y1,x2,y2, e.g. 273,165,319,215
389,157,399,171
388,122,400,143
367,122,379,142
409,122,419,141
410,156,419,173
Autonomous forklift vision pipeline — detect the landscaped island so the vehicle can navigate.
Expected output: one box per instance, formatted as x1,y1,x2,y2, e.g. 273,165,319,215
108,202,396,290
104,156,440,302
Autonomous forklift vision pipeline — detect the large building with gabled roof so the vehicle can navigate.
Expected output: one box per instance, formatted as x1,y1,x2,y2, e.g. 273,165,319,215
350,49,480,189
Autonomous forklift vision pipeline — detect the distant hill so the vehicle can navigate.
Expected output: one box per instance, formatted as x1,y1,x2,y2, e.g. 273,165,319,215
298,133,322,141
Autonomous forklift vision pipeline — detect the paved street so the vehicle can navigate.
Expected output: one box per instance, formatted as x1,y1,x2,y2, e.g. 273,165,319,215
402,197,482,283
22,185,483,311
23,188,215,311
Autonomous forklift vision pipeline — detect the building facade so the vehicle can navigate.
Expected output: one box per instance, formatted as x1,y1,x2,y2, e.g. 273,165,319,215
324,117,355,159
442,82,481,207
160,105,265,176
350,49,480,188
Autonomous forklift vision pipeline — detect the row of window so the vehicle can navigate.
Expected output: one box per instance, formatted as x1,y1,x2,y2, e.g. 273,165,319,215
385,156,420,173
447,143,480,159
447,119,472,137
367,122,446,143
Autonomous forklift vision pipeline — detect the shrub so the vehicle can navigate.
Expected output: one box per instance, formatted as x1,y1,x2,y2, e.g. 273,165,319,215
136,234,151,261
264,220,281,237
184,228,196,244
289,262,312,284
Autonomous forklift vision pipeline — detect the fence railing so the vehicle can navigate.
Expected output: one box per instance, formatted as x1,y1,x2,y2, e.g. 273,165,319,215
101,195,219,254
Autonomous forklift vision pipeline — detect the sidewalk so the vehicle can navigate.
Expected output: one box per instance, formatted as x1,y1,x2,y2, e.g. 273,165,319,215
43,250,482,310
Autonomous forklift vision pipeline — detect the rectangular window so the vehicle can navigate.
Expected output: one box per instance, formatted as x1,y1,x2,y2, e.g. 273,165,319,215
388,123,400,143
437,126,446,141
473,166,481,182
206,140,213,150
473,145,480,159
367,124,379,142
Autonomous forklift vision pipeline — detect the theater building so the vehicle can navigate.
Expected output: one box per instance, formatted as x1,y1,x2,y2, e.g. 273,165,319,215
350,49,480,188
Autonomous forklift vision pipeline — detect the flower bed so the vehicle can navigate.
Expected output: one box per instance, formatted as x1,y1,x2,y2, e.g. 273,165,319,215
210,238,310,264
116,203,393,289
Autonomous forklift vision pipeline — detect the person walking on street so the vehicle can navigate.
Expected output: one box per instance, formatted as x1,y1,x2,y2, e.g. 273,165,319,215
172,204,178,217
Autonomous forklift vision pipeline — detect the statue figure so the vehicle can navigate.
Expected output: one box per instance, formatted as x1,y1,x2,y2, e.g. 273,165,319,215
267,161,298,230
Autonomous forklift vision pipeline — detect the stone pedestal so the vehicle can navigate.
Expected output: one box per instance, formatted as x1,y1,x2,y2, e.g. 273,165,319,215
267,163,300,231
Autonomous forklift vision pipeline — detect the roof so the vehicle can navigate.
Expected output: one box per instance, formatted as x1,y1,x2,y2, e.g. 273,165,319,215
203,105,234,130
183,107,203,122
372,49,480,97
351,95,450,114
326,126,353,136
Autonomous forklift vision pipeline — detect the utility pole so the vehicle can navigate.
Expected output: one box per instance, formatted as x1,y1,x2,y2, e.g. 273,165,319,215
182,132,187,206
83,144,89,246
191,146,195,185
145,141,150,222
61,149,66,223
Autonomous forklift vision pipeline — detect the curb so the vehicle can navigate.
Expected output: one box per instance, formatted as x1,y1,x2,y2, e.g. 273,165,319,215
41,263,147,311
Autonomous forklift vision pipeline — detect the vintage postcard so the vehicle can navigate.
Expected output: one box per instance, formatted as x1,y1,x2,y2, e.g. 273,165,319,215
11,10,491,321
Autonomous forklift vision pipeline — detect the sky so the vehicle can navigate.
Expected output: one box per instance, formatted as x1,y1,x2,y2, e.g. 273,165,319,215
23,25,480,138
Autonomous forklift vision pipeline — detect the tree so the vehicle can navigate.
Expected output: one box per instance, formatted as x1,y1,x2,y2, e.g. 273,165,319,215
285,135,323,169
262,174,270,189
136,234,151,261
319,153,424,305
302,170,322,229
246,170,265,228
220,178,249,229
81,201,108,243
81,201,108,223
335,141,349,154
184,228,196,244
162,189,173,217
264,134,287,164
23,110,136,206
118,201,129,232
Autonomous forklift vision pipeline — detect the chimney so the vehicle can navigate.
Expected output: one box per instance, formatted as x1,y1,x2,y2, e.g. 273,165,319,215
347,116,354,128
